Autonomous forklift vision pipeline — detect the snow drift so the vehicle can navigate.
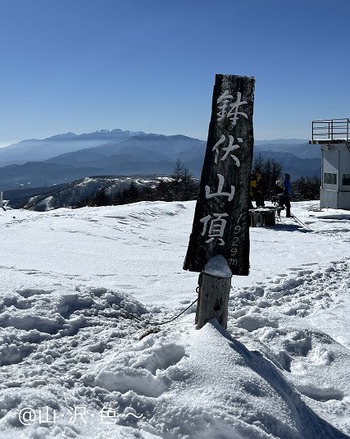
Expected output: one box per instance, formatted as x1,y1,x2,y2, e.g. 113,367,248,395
0,200,349,438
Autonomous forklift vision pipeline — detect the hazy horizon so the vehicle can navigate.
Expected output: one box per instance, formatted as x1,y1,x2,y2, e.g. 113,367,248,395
1,0,349,147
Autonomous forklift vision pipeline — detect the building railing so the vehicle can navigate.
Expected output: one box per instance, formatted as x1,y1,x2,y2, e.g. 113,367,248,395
311,118,350,142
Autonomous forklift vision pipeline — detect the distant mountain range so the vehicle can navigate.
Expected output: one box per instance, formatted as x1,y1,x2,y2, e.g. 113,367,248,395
0,129,321,192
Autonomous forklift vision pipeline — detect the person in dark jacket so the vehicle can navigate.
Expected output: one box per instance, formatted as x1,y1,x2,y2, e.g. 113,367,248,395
252,168,266,208
249,172,256,209
276,173,292,217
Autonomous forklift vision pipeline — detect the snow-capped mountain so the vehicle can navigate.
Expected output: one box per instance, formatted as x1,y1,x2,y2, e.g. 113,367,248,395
0,129,321,191
0,130,206,190
0,129,142,164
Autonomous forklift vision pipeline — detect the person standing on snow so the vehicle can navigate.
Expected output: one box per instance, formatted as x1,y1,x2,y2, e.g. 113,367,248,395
252,168,266,208
276,173,292,217
249,171,256,209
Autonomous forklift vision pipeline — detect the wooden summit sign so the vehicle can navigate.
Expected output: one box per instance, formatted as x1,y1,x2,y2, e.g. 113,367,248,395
183,74,255,276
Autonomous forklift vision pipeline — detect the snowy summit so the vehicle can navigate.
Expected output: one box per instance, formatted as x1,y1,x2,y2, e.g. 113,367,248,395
0,200,349,438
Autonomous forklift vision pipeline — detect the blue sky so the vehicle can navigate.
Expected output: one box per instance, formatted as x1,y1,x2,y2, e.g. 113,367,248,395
0,0,349,146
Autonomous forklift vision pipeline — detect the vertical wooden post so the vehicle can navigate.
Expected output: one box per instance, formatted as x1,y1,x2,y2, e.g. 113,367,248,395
183,74,255,330
196,255,232,329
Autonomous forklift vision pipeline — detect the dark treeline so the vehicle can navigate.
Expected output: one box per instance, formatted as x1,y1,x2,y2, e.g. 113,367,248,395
253,154,283,201
77,160,200,208
252,154,320,202
291,176,321,201
78,157,320,208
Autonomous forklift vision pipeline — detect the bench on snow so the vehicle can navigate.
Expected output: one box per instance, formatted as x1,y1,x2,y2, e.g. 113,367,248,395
249,207,276,227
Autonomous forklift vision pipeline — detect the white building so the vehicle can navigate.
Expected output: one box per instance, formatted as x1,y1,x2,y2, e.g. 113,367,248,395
310,119,350,210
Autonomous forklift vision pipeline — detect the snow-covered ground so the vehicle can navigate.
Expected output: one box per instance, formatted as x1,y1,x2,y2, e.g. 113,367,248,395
0,200,349,439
